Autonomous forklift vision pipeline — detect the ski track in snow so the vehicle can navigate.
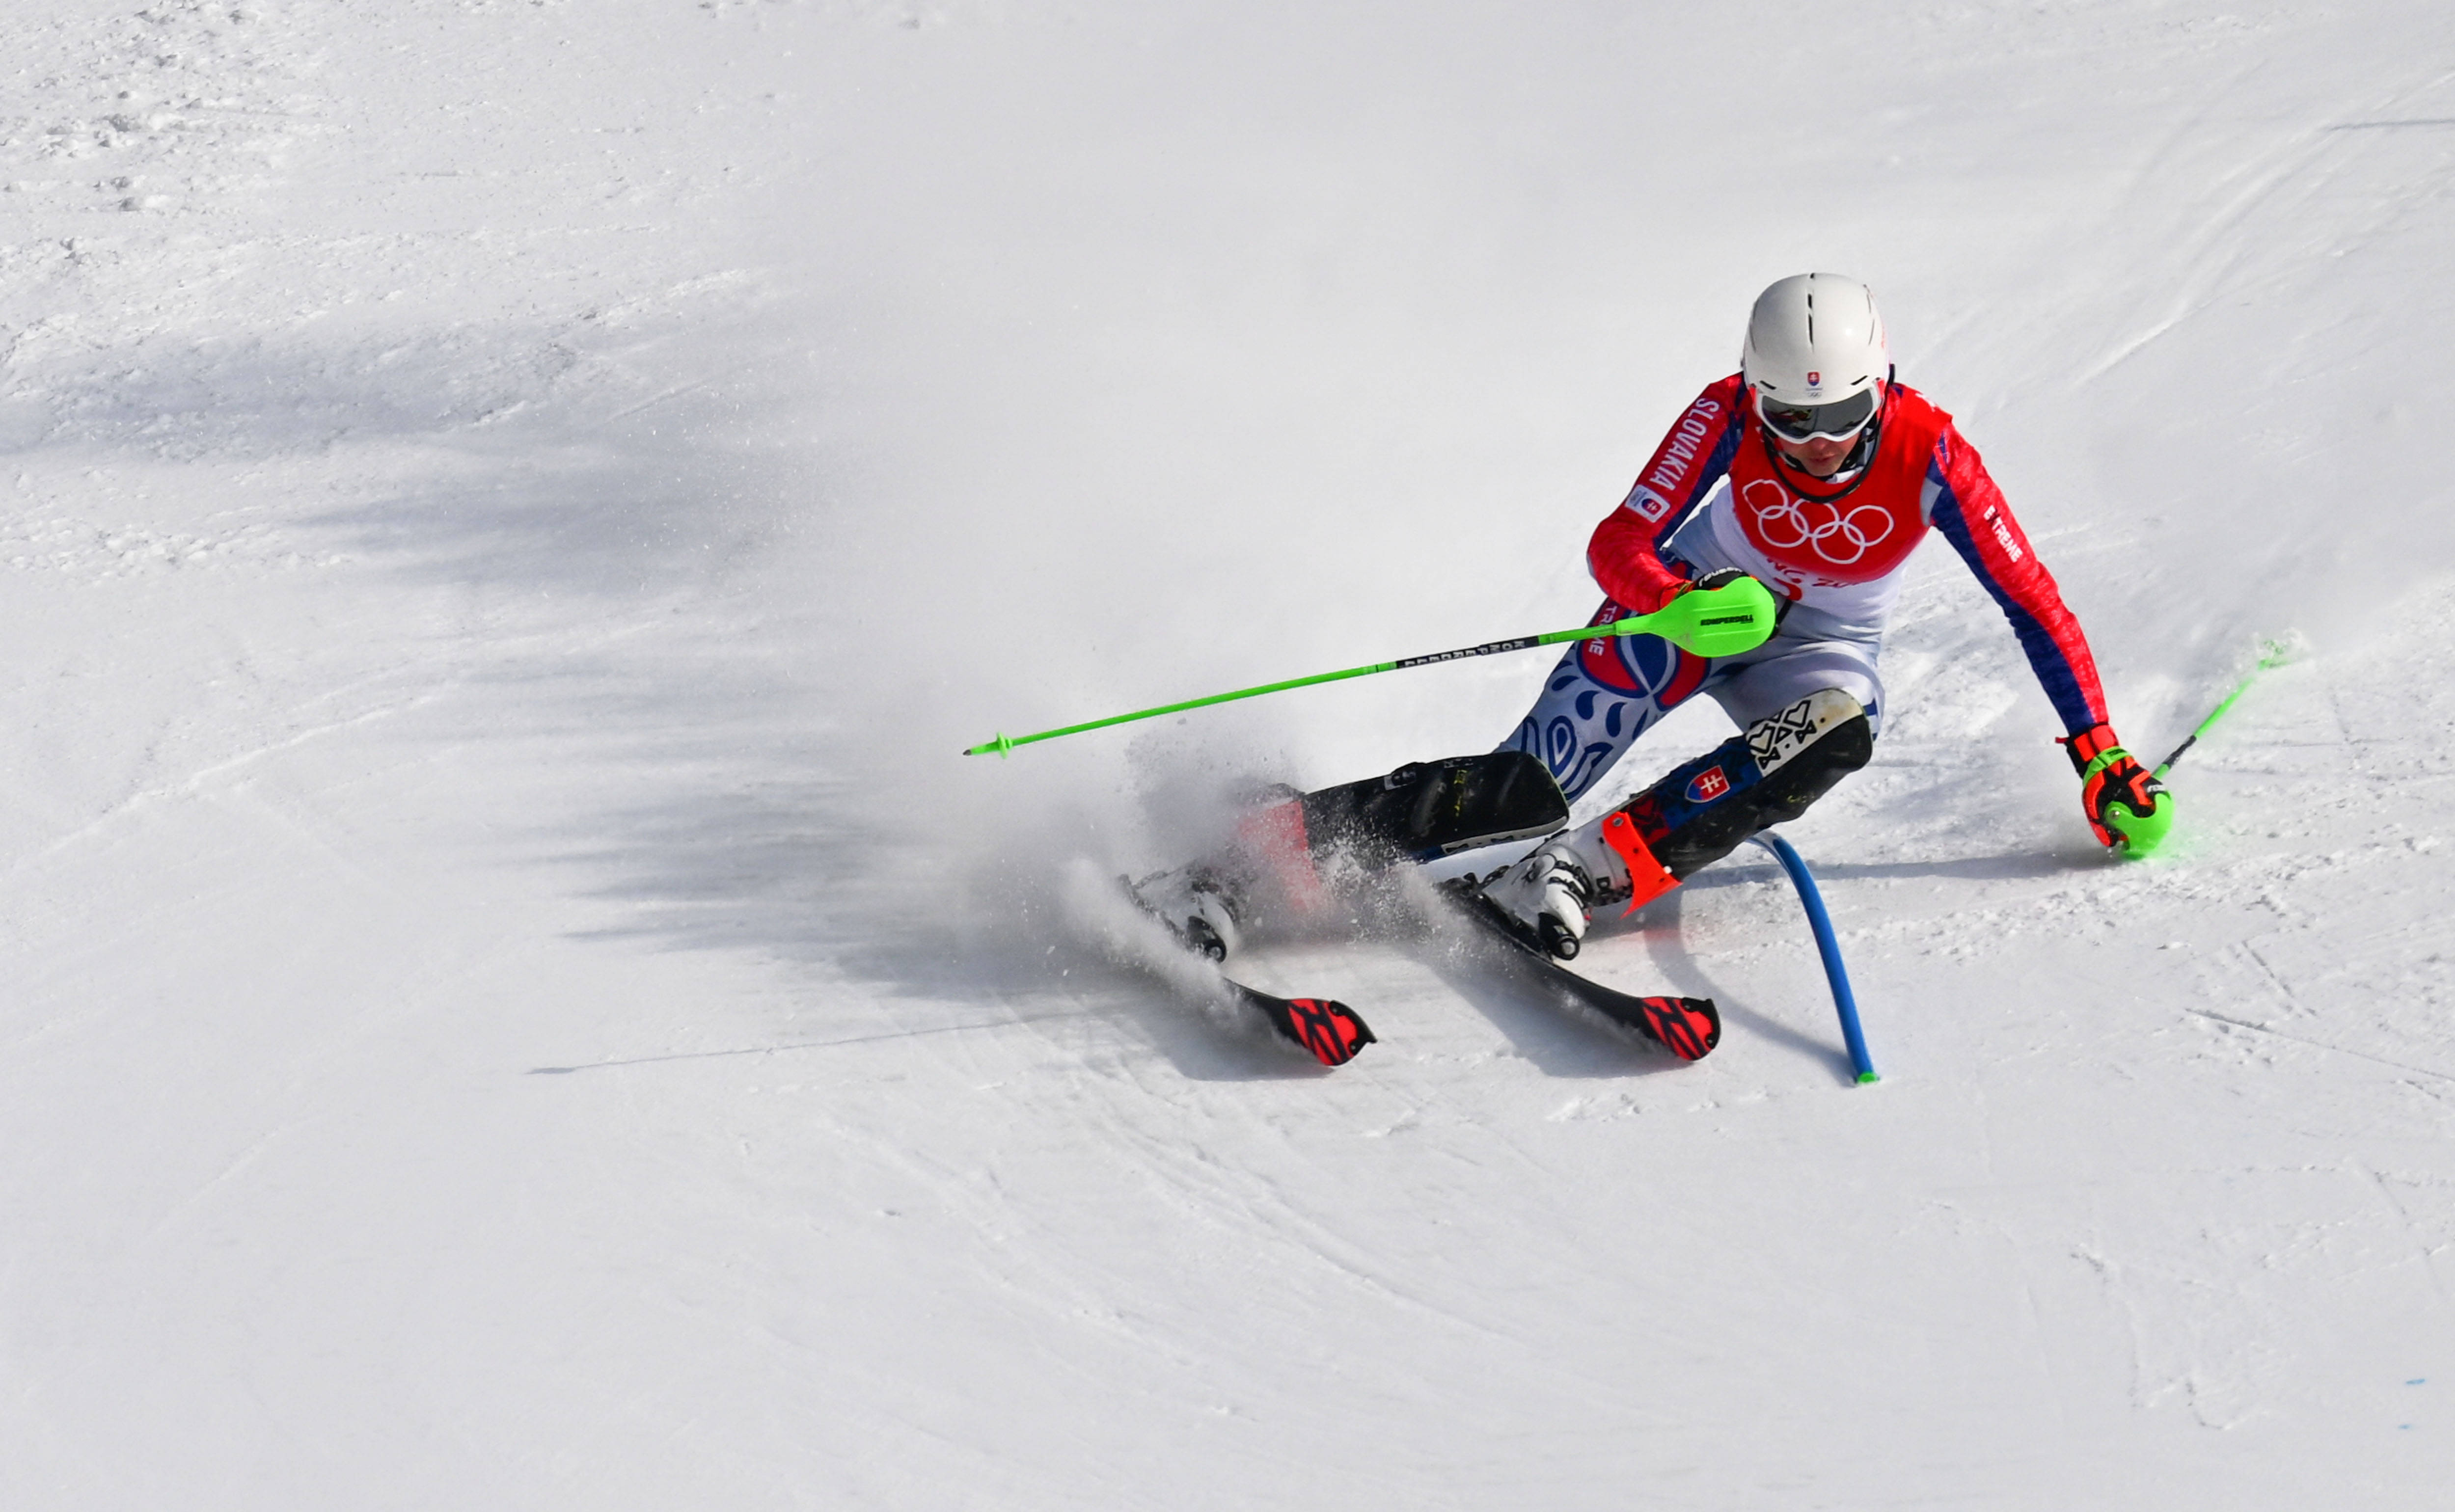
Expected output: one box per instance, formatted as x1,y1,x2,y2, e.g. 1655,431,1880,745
1,1,2453,1508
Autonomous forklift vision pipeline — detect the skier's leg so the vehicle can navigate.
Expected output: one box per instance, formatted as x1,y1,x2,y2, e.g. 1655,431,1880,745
1605,683,1873,884
1703,638,1886,742
1131,751,1570,958
1486,637,1883,955
1498,598,1715,804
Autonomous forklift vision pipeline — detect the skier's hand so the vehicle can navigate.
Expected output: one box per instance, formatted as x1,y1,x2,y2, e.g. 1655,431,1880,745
1690,567,1755,594
2061,722,2172,854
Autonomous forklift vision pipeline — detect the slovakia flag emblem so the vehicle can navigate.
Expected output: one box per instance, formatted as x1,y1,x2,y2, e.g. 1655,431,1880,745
1806,370,1822,388
1686,766,1730,803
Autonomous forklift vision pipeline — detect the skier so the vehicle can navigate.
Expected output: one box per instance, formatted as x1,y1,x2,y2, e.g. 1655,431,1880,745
1479,272,2171,956
1133,272,2169,977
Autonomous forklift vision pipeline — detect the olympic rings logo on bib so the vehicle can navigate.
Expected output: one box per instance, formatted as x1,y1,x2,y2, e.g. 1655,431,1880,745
1741,478,1896,566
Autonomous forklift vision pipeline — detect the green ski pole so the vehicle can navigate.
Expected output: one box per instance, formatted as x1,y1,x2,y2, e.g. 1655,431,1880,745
963,577,1778,757
2154,639,2293,779
2099,638,2292,856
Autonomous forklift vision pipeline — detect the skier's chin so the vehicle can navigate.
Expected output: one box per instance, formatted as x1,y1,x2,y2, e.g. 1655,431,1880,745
1776,439,1852,477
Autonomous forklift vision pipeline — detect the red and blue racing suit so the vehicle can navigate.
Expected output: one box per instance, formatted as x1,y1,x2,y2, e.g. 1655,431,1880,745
1504,374,2110,803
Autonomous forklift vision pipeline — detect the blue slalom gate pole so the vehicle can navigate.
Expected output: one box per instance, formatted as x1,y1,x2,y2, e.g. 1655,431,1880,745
1748,833,1878,1085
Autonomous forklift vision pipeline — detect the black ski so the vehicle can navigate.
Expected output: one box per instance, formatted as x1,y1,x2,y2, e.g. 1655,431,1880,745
1118,876,1374,1066
1220,979,1376,1067
1438,878,1720,1060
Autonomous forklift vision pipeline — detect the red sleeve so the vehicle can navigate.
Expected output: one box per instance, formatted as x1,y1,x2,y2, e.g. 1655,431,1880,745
1587,377,1746,614
1926,425,2109,733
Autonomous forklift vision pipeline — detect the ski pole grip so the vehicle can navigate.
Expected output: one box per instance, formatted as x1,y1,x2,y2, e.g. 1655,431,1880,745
1608,578,1778,658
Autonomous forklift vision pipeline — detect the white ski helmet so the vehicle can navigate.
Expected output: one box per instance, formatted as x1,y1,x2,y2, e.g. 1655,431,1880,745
1741,273,1890,427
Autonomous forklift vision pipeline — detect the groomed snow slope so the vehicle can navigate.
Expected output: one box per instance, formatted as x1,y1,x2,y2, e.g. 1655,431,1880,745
2,2,2451,1507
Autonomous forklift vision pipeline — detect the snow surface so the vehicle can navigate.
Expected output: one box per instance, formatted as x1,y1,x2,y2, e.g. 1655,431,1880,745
3,1,2452,1506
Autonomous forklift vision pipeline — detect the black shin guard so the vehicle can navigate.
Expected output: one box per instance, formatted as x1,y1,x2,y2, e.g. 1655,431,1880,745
1157,751,1571,934
1298,750,1569,867
1618,691,1873,880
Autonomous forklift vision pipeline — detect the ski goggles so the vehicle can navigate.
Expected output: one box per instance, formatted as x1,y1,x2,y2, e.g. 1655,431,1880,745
1756,386,1881,444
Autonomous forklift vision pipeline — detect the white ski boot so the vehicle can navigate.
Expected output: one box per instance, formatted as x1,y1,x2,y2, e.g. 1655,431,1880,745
1127,865,1247,961
1481,826,1621,960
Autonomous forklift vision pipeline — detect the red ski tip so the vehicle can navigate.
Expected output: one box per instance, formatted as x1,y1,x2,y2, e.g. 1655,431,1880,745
1282,997,1376,1067
1635,996,1721,1061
